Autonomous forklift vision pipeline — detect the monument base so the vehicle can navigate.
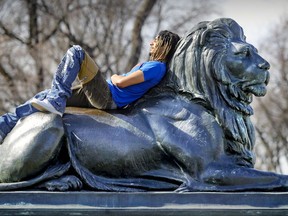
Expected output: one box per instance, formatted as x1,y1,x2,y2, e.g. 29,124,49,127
0,191,287,215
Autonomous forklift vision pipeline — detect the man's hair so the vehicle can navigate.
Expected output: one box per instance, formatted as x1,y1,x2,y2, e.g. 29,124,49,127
151,30,180,62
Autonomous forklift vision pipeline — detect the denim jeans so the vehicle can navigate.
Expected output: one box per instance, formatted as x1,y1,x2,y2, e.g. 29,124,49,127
0,90,49,139
47,45,85,113
0,45,115,140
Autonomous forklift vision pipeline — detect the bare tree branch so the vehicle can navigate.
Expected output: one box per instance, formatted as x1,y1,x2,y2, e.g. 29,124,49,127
0,21,26,44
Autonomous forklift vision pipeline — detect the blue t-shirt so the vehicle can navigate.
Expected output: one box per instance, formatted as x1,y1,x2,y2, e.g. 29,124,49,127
107,61,166,108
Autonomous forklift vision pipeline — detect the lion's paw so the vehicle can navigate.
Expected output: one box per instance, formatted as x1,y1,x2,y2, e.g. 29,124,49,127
39,175,83,191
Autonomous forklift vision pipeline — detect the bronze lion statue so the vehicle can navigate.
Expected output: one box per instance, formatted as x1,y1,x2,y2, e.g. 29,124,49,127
0,18,288,192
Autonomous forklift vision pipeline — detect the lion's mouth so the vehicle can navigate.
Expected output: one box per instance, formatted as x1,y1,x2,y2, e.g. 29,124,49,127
228,82,267,105
241,73,269,98
242,83,267,97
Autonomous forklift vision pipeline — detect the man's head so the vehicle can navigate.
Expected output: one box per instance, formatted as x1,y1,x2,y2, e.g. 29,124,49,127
149,30,180,62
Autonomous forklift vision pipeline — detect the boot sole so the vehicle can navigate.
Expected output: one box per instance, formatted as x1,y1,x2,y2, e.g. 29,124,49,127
30,99,63,117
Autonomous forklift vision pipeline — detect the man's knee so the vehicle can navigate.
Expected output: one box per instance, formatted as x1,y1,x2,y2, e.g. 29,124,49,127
71,45,83,52
78,52,99,85
68,45,85,60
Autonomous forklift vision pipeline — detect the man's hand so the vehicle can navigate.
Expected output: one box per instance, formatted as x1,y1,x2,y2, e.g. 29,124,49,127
111,70,145,88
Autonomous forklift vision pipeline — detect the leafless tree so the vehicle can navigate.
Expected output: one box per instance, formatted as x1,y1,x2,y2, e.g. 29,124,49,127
0,0,216,115
253,17,288,173
0,0,66,110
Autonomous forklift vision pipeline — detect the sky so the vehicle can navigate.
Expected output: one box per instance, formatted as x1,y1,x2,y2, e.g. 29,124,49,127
210,0,288,46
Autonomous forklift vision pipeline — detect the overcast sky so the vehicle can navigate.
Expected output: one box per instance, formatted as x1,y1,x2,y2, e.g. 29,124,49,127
210,0,288,46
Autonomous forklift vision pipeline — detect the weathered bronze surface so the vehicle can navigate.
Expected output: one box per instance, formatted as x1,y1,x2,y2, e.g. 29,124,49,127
0,18,287,192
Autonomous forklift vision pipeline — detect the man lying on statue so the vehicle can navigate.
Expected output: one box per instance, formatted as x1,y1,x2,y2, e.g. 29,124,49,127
0,30,180,143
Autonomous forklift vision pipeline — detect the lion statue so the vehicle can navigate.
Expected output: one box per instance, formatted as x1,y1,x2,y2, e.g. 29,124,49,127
0,18,287,192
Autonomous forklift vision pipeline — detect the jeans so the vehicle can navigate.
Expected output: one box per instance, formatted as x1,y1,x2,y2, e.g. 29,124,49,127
67,78,116,110
0,90,48,139
46,45,85,113
0,45,114,141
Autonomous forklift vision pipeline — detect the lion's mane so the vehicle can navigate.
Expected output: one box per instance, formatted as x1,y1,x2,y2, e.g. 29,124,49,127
155,18,256,167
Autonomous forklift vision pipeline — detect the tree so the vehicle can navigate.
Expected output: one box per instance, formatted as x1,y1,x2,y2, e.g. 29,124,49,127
0,0,64,111
253,17,288,173
0,0,217,115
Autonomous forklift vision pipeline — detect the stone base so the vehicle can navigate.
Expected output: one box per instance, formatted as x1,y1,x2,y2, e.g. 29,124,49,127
0,191,287,215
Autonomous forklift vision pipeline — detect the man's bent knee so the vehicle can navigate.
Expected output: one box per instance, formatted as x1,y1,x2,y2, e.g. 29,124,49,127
78,52,99,85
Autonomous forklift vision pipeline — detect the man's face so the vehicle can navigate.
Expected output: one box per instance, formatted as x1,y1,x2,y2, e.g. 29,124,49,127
149,35,170,61
149,36,160,56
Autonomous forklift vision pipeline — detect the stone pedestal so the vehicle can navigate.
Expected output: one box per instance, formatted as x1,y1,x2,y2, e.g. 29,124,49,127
0,191,287,215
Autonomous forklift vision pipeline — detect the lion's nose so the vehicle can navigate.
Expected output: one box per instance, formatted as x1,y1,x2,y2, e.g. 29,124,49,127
258,61,270,70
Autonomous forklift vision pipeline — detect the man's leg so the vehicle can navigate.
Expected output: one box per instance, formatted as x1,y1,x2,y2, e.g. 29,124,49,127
32,46,115,113
66,52,116,110
31,45,89,116
66,86,94,108
0,90,49,143
66,78,116,110
82,73,116,109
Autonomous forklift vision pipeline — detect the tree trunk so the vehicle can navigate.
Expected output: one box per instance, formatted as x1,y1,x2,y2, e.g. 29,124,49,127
26,0,44,92
125,0,157,71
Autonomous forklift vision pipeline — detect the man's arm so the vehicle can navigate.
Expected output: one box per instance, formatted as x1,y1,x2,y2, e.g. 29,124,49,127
111,70,145,88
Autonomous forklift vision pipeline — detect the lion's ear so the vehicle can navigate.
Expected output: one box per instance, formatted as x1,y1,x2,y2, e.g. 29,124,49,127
200,29,213,46
200,27,231,47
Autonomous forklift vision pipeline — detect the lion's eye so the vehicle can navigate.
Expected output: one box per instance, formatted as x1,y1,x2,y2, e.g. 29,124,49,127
235,48,250,57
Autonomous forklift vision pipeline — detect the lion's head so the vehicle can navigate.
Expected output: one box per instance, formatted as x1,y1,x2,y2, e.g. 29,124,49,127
160,18,270,166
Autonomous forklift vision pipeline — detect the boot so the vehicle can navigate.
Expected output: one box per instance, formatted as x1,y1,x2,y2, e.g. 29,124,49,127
0,90,47,143
30,98,63,116
31,45,89,115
